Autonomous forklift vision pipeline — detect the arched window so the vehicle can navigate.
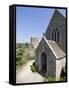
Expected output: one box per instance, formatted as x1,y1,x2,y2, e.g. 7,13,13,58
54,31,56,41
52,29,56,41
52,28,59,42
56,28,59,42
52,32,53,40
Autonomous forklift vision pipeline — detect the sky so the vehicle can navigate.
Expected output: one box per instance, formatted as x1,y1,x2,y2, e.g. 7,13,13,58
16,6,66,43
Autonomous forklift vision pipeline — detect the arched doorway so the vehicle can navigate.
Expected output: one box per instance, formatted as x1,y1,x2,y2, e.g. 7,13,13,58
41,52,47,73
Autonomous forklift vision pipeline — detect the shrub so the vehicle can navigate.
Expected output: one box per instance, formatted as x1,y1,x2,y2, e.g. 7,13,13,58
60,76,66,81
33,62,35,66
30,62,38,72
27,55,35,60
60,68,66,81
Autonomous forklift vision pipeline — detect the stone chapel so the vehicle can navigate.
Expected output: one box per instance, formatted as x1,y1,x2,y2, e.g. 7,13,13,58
35,10,66,81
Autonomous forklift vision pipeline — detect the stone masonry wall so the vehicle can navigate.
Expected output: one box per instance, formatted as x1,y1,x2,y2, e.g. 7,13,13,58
45,10,66,53
35,38,56,78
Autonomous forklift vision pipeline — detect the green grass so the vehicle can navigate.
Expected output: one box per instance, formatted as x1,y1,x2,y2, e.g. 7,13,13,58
44,76,55,82
44,76,66,82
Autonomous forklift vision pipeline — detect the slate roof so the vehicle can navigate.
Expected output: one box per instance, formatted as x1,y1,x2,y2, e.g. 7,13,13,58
43,36,66,59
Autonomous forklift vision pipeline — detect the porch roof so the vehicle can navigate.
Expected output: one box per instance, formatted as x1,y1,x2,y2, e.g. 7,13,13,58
43,36,66,59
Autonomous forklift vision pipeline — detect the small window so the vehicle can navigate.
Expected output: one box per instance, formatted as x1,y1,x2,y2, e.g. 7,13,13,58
56,31,59,42
54,31,56,42
52,32,53,40
52,28,59,42
52,29,56,41
56,28,59,42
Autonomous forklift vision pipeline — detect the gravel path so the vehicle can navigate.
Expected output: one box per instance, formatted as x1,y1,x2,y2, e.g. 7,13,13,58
16,60,44,83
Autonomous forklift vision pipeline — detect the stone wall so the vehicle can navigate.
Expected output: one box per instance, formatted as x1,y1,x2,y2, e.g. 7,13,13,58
56,57,66,81
35,38,56,78
30,37,39,49
45,10,66,53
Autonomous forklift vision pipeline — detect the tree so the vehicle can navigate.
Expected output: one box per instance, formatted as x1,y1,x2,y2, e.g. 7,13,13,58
25,42,29,48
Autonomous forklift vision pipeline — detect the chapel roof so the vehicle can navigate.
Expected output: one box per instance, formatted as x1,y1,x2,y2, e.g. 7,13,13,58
43,36,66,59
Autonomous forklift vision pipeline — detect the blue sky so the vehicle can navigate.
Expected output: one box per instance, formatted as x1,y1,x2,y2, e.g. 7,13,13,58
16,6,66,43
